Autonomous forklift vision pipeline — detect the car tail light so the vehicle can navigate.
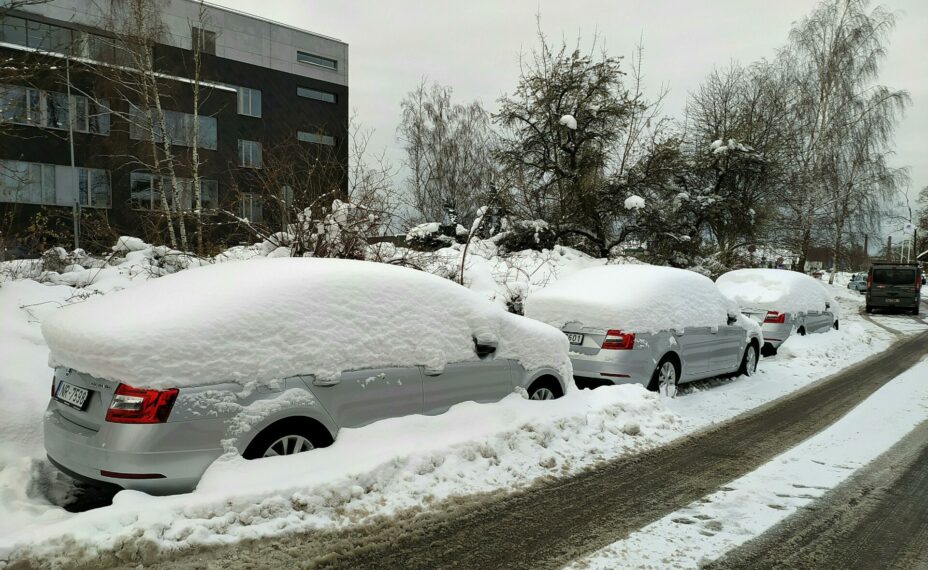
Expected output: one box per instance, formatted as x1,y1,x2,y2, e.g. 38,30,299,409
867,273,873,289
105,384,178,424
764,311,786,324
602,330,635,350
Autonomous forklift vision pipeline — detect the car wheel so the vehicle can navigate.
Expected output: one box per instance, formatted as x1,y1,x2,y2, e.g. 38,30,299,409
833,319,839,330
913,306,920,316
738,344,758,377
527,377,563,400
648,357,679,398
760,342,778,358
865,305,873,314
797,326,807,336
243,418,333,460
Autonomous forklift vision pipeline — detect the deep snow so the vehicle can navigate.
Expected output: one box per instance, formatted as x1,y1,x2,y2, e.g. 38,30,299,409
524,264,740,333
716,268,835,316
41,258,571,389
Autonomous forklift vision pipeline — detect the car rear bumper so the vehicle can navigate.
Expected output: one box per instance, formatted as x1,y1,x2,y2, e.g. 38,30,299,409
569,350,653,388
759,323,792,348
44,403,224,495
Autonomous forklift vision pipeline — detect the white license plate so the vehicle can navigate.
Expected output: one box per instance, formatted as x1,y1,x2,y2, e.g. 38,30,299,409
886,298,899,303
566,333,584,345
55,381,90,410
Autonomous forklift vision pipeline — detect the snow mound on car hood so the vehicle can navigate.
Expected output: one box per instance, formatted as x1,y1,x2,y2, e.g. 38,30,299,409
716,269,835,316
524,264,737,333
42,258,571,389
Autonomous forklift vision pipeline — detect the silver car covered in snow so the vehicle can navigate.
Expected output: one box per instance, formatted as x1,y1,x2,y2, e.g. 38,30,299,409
716,269,838,356
525,265,763,396
43,259,571,494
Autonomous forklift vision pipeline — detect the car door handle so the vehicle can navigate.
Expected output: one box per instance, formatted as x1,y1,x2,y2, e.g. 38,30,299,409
312,377,341,387
423,367,443,376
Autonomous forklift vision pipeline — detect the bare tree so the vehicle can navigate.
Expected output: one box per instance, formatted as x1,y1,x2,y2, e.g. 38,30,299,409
398,80,495,226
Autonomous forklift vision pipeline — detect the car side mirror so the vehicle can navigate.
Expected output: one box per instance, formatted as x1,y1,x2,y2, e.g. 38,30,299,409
474,332,498,357
727,314,738,325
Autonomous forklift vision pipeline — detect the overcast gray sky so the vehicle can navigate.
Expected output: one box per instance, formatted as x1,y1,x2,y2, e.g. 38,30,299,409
215,0,927,234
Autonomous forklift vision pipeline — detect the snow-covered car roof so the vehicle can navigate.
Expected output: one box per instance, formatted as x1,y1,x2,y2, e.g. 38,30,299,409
42,258,570,389
716,269,835,315
524,264,739,334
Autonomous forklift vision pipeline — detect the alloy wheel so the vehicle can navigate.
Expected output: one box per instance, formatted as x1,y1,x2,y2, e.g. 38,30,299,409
263,435,315,458
530,387,556,400
659,362,678,398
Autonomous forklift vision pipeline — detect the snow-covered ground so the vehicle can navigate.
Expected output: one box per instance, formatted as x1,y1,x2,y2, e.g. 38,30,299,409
568,355,928,570
0,241,920,568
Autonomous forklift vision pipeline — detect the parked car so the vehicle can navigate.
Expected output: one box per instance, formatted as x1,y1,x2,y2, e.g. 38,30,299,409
865,262,922,315
524,265,762,397
847,272,868,293
716,268,838,356
41,259,572,494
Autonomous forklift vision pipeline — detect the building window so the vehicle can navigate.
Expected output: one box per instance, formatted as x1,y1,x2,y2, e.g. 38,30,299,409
0,84,109,134
235,86,261,118
78,167,111,208
0,160,56,205
192,27,216,55
297,51,337,71
238,140,263,168
240,193,263,222
297,131,336,146
130,171,217,211
129,104,217,150
296,86,337,104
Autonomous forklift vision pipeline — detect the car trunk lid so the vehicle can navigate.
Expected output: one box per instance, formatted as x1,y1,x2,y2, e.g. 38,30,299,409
51,368,118,432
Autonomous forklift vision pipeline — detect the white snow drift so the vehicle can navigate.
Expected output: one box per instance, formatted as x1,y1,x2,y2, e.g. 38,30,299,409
41,258,571,389
716,268,836,316
524,264,739,333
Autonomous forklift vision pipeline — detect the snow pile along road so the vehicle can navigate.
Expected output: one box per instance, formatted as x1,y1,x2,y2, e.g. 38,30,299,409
1,385,681,568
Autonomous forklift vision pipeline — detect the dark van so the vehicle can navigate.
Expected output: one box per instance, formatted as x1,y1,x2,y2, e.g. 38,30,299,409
865,262,922,315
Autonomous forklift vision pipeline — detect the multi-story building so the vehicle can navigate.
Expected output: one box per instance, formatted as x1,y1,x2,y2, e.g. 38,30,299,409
0,0,348,255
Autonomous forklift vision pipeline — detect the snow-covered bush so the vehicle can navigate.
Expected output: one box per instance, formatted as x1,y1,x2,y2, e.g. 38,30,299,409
496,220,556,254
405,222,467,250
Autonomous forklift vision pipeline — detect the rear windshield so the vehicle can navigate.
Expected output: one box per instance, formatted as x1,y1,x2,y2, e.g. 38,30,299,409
872,268,917,285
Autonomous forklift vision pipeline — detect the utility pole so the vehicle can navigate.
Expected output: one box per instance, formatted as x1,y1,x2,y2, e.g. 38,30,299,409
863,234,869,269
66,57,79,250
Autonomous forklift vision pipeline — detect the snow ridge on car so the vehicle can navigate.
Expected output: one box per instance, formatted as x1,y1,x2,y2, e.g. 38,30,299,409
41,258,572,389
524,264,739,333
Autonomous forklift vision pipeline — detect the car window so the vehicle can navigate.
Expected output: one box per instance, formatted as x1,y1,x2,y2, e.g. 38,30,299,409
872,268,916,286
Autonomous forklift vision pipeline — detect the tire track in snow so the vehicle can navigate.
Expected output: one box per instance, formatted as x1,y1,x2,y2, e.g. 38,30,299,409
709,418,928,570
128,332,928,570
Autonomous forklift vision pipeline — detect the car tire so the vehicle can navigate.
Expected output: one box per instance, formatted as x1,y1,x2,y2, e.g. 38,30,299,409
738,344,759,377
760,342,778,357
797,326,807,336
648,356,680,398
913,307,920,316
527,377,563,400
243,418,333,460
833,319,839,330
865,305,873,314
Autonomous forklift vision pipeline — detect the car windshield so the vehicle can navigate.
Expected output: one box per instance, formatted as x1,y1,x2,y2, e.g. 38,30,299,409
872,268,916,286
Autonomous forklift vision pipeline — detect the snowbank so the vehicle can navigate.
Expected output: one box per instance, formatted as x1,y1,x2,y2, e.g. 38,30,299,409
1,385,681,568
41,258,571,389
716,268,834,315
524,264,737,333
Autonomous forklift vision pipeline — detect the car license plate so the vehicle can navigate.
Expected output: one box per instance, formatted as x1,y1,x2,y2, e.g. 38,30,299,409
566,332,584,345
887,298,899,303
55,381,89,410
